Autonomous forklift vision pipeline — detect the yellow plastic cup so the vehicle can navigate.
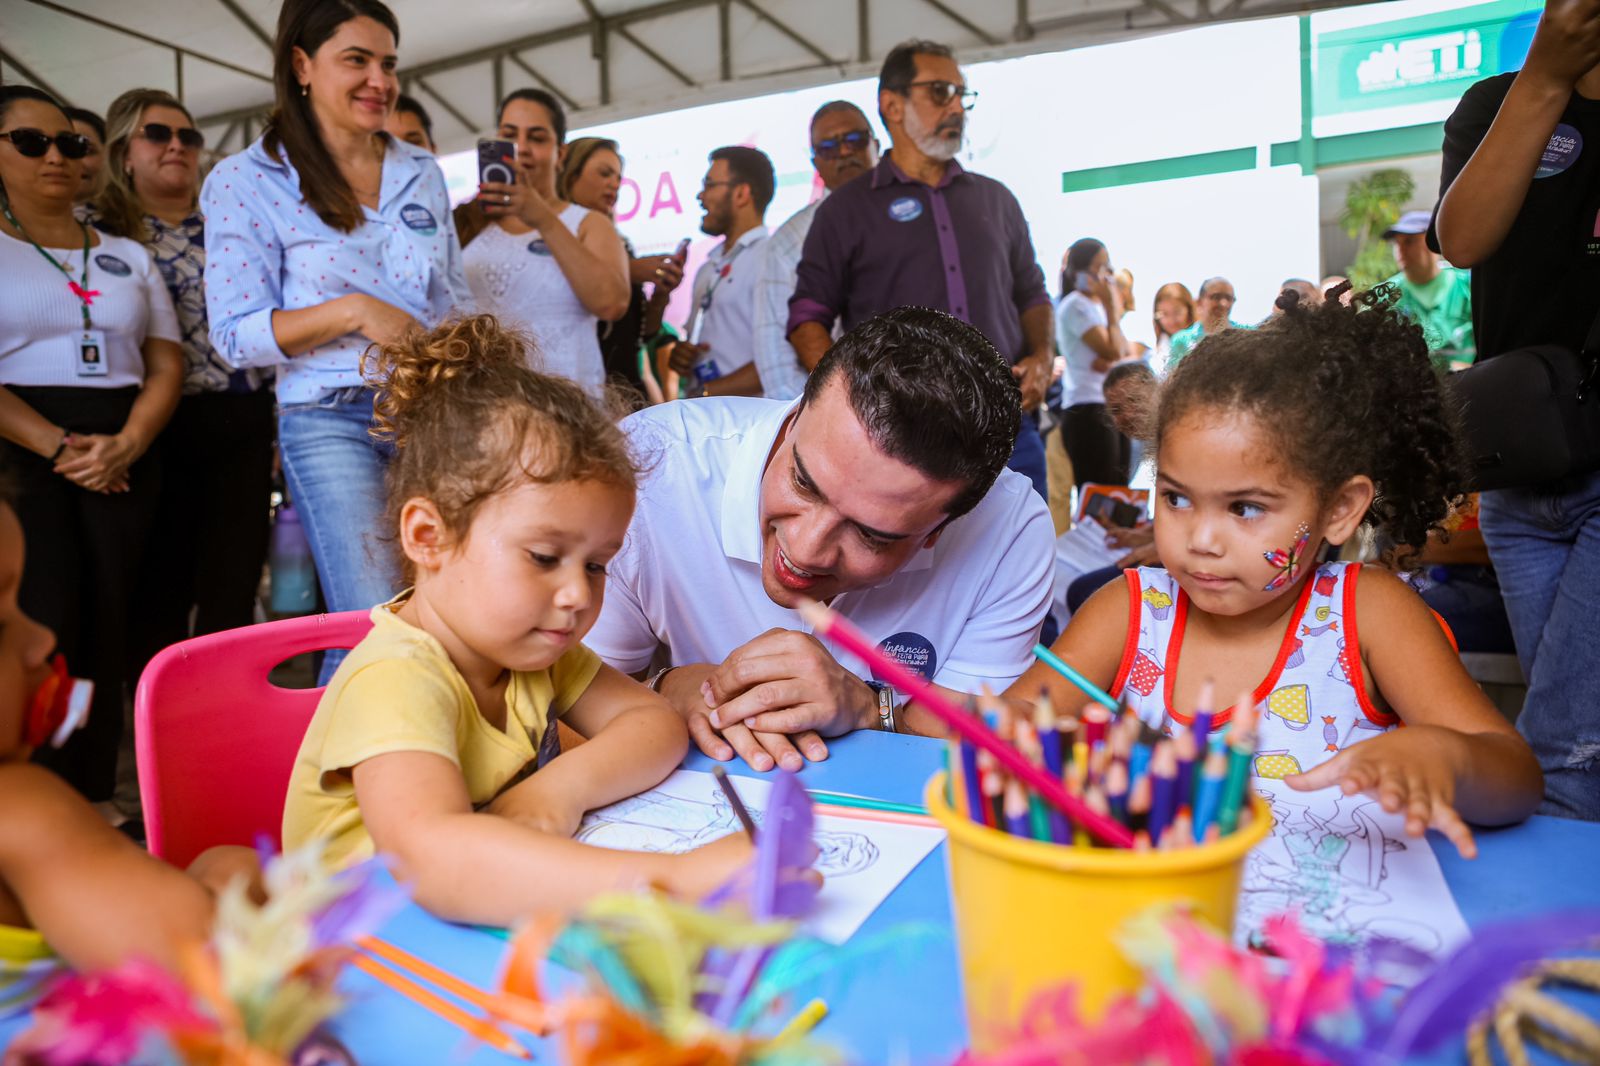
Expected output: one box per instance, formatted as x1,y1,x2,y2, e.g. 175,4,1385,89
925,771,1272,1050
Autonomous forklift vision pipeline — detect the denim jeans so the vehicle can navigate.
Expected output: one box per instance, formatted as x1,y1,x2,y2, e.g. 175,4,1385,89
1478,469,1600,820
279,387,399,676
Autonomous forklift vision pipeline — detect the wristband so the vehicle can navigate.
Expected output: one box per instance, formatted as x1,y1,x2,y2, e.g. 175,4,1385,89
645,666,676,694
47,432,70,463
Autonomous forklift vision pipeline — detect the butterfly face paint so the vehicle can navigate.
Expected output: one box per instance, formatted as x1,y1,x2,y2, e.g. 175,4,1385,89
1263,523,1311,593
22,654,92,750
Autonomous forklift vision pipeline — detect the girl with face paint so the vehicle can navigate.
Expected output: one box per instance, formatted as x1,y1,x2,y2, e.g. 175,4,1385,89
1009,284,1543,858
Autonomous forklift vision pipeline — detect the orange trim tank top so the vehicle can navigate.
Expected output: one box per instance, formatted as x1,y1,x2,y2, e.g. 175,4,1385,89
1109,562,1399,781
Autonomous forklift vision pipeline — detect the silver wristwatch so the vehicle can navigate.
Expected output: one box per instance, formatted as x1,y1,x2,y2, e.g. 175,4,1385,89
865,680,898,733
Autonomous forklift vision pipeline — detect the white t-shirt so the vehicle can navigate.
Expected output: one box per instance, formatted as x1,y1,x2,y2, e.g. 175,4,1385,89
0,228,179,388
683,226,768,381
587,397,1056,692
463,204,605,396
1055,291,1109,407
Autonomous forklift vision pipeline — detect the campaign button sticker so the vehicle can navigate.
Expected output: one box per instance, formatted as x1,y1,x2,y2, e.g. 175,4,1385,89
400,203,438,234
874,631,937,681
888,196,923,222
1536,124,1582,179
94,254,131,276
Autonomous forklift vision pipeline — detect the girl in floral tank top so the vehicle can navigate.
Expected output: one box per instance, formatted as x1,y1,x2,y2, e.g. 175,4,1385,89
1010,284,1542,857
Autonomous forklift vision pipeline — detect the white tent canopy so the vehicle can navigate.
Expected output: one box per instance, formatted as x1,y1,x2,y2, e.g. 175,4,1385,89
3,0,1365,154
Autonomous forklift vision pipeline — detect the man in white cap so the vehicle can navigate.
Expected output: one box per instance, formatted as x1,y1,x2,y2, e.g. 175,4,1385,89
1384,209,1475,369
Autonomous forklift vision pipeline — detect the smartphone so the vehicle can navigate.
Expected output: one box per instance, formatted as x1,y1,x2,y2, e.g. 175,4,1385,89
1074,271,1096,294
673,237,691,263
477,139,517,186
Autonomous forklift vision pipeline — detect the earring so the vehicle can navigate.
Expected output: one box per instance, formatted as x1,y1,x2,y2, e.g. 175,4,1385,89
300,84,309,97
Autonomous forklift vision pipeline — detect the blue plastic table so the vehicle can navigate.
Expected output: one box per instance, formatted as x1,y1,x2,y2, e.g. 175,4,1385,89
5,731,1599,1062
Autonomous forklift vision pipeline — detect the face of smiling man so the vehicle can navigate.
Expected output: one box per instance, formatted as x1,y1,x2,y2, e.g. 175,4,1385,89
756,374,965,608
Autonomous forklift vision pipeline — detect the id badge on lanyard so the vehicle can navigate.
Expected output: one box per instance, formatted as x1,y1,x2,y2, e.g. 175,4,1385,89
75,330,108,377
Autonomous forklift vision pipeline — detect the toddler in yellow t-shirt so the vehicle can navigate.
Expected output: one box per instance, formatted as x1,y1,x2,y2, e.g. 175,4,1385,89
282,316,759,928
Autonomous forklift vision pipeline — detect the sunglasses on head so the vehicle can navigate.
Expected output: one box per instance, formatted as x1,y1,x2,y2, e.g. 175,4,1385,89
138,123,205,150
0,129,92,160
23,654,92,750
812,130,872,160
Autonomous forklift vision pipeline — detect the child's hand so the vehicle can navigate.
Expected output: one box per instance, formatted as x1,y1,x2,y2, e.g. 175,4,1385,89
484,775,588,839
1283,726,1478,858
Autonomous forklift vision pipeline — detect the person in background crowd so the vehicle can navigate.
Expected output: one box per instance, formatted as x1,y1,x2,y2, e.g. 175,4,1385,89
0,86,183,805
664,146,774,399
1320,274,1354,306
1279,277,1321,310
1057,237,1136,490
1166,275,1243,368
559,135,684,406
1115,268,1151,362
1432,0,1600,820
63,108,105,207
753,101,879,402
1150,281,1195,370
1384,209,1474,369
789,40,1052,501
463,89,630,398
94,89,276,670
386,93,435,153
202,0,471,658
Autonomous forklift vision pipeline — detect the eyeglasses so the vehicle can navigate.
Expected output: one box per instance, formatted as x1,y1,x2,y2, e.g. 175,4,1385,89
138,123,205,150
0,129,91,160
812,130,873,160
898,80,978,111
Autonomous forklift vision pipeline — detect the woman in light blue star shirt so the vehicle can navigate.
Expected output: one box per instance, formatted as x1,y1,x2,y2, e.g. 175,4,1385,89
202,0,469,637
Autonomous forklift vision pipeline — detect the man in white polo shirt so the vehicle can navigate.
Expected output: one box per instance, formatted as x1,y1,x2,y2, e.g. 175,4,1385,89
589,306,1054,771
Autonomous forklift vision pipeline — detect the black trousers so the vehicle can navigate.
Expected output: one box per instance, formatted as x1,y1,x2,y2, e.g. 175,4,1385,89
10,386,157,801
130,389,276,675
1062,402,1132,489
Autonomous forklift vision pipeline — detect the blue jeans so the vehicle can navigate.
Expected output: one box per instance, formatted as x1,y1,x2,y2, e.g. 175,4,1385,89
279,388,399,674
1478,470,1600,820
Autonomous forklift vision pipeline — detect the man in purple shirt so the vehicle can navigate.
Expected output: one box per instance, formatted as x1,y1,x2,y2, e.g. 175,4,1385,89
787,39,1053,497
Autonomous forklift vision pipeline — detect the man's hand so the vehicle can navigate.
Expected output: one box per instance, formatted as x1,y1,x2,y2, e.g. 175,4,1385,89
1013,352,1050,413
1284,725,1478,858
667,340,710,375
1523,0,1600,91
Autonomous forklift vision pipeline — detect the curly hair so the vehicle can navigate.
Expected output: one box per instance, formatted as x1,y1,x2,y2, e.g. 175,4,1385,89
1153,283,1469,562
364,315,639,579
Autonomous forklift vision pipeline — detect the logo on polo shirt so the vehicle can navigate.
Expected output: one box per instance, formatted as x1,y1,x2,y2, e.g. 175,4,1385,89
400,203,438,234
874,631,937,681
93,254,131,276
1536,124,1582,179
527,238,554,256
888,196,923,223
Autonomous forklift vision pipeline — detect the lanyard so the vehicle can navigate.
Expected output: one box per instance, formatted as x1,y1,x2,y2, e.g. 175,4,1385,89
0,200,96,331
697,235,757,316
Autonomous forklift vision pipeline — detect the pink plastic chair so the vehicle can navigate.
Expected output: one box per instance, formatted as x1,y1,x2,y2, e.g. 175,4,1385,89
134,611,374,868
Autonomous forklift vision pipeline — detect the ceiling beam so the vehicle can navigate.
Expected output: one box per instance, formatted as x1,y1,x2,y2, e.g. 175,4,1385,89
915,0,1000,47
0,45,73,106
507,52,582,113
19,0,271,84
735,0,841,68
615,25,699,88
412,76,477,133
214,0,273,50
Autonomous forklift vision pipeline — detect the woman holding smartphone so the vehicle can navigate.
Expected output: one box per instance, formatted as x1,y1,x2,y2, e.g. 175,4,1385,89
202,0,469,632
462,90,629,398
559,136,685,405
1056,237,1134,488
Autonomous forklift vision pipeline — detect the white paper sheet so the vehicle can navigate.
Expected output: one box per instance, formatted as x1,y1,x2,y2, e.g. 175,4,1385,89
1235,780,1471,981
577,770,946,944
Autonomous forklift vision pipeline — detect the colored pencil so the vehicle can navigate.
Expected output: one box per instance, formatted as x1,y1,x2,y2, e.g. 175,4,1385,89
1146,742,1179,846
800,600,1134,847
1164,808,1194,850
1173,730,1198,812
1033,693,1072,842
1216,690,1258,836
1191,745,1228,843
1082,704,1110,751
1031,643,1120,713
815,804,941,829
713,765,758,841
956,741,986,824
809,790,928,817
775,998,829,1041
1003,780,1032,839
1190,679,1216,756
1105,759,1129,824
351,953,530,1059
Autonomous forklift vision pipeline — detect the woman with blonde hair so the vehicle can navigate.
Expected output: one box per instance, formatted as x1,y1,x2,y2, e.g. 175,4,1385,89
95,89,275,664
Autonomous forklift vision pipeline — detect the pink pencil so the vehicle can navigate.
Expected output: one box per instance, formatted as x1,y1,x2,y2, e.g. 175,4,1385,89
799,599,1135,848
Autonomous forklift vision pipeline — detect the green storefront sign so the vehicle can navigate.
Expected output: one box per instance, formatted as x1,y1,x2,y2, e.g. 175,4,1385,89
1315,0,1538,117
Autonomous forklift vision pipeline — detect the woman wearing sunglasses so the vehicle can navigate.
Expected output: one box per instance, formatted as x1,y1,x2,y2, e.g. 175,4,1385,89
0,85,184,805
202,0,470,661
93,89,276,672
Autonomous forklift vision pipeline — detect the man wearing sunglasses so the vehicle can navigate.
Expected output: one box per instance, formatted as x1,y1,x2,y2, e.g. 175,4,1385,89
753,100,879,401
787,39,1053,501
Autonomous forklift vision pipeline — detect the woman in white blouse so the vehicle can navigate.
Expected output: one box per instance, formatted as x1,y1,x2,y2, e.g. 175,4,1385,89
461,89,629,397
0,85,183,803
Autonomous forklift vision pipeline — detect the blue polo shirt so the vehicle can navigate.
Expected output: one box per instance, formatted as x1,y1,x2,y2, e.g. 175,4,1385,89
787,156,1049,364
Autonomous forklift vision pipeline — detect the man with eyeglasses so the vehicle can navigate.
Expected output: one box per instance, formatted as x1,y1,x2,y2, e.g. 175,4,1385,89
787,39,1053,500
753,101,880,401
665,145,775,398
1166,276,1247,369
